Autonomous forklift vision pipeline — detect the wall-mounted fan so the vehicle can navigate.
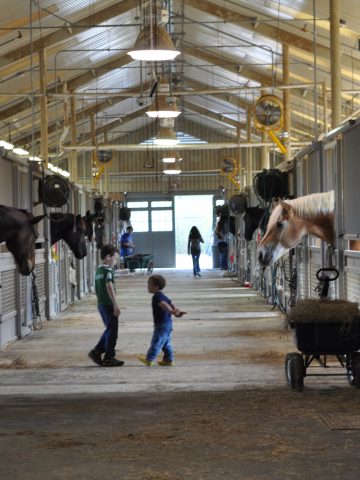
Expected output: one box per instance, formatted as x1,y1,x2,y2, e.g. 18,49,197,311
220,157,240,187
97,150,113,164
221,157,236,173
254,94,283,131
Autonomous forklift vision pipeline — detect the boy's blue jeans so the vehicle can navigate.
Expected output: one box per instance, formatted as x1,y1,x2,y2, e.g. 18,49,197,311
147,325,174,362
95,304,119,360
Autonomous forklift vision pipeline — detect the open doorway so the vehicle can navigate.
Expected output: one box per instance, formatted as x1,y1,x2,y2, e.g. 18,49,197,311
174,195,214,269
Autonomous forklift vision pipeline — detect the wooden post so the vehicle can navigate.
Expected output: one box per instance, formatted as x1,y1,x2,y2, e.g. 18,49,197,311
282,43,291,162
39,49,48,169
70,93,78,181
330,0,342,128
90,114,97,190
246,106,253,188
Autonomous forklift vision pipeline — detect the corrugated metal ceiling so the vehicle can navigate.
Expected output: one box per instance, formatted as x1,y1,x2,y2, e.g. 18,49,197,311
0,0,359,157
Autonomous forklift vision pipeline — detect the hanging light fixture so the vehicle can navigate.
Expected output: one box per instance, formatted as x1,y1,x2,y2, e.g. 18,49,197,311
161,151,182,163
146,94,180,118
163,161,182,175
155,127,178,146
154,118,179,146
128,0,180,62
128,25,180,61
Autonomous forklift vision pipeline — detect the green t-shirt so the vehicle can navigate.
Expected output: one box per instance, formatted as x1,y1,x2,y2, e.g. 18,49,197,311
95,265,114,305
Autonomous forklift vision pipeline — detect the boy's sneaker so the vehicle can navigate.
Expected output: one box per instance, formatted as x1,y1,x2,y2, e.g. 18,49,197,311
158,360,174,366
102,358,125,367
138,355,154,366
88,349,103,366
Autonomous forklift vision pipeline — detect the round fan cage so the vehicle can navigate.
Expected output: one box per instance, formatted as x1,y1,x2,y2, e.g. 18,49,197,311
97,150,113,164
119,207,131,221
221,157,236,173
229,194,248,214
254,94,283,131
42,175,70,208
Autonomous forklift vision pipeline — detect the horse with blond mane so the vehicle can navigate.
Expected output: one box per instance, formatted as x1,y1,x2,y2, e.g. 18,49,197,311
258,191,335,267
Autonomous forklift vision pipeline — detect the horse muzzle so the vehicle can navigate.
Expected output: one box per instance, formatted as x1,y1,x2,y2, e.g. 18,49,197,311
258,248,273,267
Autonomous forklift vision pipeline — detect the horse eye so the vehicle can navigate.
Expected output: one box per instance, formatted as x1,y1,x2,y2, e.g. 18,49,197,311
276,221,284,229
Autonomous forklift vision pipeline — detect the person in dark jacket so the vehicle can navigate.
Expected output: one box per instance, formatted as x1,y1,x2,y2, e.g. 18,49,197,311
187,226,204,277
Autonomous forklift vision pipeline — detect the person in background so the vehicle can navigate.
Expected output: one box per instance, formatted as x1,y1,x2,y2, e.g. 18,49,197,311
138,274,186,367
217,233,229,270
120,226,134,257
187,226,204,277
120,226,135,271
88,244,124,367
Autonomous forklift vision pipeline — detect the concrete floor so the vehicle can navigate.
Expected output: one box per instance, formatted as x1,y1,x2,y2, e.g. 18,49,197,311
1,269,360,479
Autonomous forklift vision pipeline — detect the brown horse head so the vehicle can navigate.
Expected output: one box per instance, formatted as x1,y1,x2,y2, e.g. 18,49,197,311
0,208,45,275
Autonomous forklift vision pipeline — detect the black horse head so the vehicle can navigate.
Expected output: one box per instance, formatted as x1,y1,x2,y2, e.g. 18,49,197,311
0,205,45,275
83,210,96,241
94,215,105,249
50,213,87,259
243,207,266,241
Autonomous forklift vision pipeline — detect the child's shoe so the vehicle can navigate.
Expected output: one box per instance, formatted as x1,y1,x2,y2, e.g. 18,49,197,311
157,360,174,366
138,355,154,366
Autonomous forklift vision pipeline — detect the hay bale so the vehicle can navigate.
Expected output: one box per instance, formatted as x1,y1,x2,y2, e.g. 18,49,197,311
286,299,360,325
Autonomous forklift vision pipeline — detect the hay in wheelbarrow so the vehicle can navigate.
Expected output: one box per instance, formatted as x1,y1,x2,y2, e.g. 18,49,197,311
286,299,360,326
285,299,360,355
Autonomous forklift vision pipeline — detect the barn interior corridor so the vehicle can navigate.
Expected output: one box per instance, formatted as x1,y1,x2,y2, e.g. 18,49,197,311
1,270,360,479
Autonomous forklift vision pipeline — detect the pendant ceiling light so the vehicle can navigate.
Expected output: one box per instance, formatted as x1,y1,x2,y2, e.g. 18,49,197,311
154,127,178,146
161,151,182,163
128,24,180,62
146,94,180,118
163,161,182,175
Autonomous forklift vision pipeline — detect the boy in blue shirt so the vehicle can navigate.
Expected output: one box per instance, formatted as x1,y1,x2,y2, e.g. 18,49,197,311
139,274,186,366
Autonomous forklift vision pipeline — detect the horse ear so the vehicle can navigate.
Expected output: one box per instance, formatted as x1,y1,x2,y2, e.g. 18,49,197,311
280,201,293,219
32,214,46,224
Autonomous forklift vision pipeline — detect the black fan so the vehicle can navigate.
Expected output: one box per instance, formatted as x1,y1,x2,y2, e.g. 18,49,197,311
229,194,248,214
119,207,131,221
254,95,283,129
97,150,113,164
42,175,70,208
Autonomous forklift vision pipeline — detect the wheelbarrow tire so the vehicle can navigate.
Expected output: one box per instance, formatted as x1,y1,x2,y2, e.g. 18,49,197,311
285,352,305,392
347,353,360,388
147,261,154,275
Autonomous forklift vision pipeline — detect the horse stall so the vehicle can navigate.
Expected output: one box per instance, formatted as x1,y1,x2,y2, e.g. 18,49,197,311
0,154,31,347
335,118,360,303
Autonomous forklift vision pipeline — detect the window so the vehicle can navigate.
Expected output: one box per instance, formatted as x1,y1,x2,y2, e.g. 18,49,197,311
127,201,148,209
151,200,172,208
151,210,173,231
130,210,149,232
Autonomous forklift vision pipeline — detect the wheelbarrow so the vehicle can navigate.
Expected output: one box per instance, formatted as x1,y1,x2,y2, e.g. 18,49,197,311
285,298,360,391
123,253,154,275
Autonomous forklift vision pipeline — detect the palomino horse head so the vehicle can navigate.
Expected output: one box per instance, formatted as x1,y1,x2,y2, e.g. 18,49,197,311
50,213,87,259
258,192,335,267
0,206,45,275
243,207,266,241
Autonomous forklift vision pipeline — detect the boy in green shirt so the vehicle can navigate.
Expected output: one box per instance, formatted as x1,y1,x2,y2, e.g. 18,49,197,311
88,244,124,367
